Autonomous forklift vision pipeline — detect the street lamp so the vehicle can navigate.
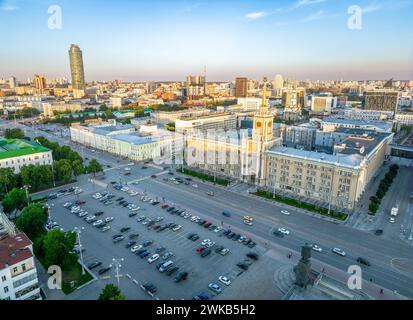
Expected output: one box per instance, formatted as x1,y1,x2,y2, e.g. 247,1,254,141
111,258,124,289
74,227,86,275
22,185,31,204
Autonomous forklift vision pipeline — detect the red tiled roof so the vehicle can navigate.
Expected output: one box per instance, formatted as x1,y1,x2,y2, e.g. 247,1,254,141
0,232,33,268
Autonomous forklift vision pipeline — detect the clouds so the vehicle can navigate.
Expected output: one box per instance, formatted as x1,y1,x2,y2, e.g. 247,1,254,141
301,9,325,22
245,11,267,20
293,0,327,9
0,0,18,11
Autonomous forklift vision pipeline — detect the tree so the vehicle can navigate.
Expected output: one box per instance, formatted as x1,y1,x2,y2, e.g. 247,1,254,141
15,204,48,241
2,188,27,213
72,159,84,176
87,159,103,177
0,168,17,195
98,284,125,300
5,128,25,139
20,165,53,192
42,229,77,270
54,159,73,183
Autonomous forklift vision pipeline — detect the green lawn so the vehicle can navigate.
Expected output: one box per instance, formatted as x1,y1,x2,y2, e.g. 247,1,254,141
178,168,230,186
61,262,93,295
252,189,348,221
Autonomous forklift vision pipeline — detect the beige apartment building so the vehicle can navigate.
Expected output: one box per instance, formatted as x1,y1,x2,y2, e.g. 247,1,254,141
42,102,82,118
175,113,237,134
264,132,393,210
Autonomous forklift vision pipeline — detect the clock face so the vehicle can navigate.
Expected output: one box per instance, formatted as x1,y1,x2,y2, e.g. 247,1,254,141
256,122,262,128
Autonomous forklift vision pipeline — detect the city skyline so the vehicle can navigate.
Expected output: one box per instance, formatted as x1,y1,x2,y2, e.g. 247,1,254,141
1,0,413,81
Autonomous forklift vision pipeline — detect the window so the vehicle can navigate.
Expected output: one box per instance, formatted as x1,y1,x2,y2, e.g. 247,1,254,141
13,267,18,273
1,276,6,282
4,286,9,293
22,264,26,272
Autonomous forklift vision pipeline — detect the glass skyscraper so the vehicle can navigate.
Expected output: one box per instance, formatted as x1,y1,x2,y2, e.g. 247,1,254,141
68,44,85,92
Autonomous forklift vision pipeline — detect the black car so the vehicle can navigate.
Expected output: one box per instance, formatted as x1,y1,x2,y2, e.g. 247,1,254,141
140,251,150,258
142,240,153,247
129,233,139,240
246,253,259,261
247,241,256,248
136,249,147,255
168,172,174,175
156,260,166,270
191,235,200,241
95,211,104,216
357,257,371,266
119,200,126,205
198,220,206,226
166,266,179,276
142,166,148,169
167,207,175,212
96,222,107,229
214,245,224,253
237,263,249,271
120,227,131,233
233,234,241,241
273,230,285,238
174,271,188,283
375,229,383,236
129,212,138,217
88,261,102,270
157,225,168,232
113,236,125,243
125,241,136,248
168,223,177,230
98,266,111,275
151,201,160,206
185,178,192,181
142,283,157,293
187,233,196,240
122,203,129,207
151,175,157,179
200,249,211,257
116,197,124,201
112,234,123,239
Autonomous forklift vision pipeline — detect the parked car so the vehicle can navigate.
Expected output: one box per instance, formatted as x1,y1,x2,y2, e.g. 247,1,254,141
98,266,111,275
218,276,231,286
246,252,259,261
113,235,125,243
101,226,111,232
148,254,160,263
120,227,131,233
174,271,188,283
200,249,211,257
208,283,222,294
142,283,157,293
332,247,346,257
125,241,137,248
357,257,371,266
88,261,102,270
237,263,249,271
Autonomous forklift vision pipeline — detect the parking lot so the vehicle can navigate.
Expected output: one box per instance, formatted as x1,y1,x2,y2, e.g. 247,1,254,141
48,178,267,300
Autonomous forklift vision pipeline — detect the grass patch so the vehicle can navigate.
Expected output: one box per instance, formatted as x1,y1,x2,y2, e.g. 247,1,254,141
252,189,348,221
178,168,230,186
61,263,93,294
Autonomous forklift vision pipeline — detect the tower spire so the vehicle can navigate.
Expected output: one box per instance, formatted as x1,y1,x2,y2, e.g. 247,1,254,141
261,77,268,114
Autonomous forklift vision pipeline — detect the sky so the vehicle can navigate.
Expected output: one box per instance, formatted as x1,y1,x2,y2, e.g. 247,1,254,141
1,0,413,82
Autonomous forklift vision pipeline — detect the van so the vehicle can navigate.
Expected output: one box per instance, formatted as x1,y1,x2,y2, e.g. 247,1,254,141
222,211,231,217
159,260,174,272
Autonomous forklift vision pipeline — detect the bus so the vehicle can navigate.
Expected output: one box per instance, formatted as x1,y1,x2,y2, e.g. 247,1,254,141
30,195,48,204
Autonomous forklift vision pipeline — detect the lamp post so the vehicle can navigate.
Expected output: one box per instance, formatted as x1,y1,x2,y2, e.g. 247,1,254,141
22,185,31,204
74,227,86,275
111,258,124,289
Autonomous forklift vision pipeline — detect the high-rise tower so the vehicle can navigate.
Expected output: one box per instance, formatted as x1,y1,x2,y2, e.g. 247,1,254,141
69,44,86,98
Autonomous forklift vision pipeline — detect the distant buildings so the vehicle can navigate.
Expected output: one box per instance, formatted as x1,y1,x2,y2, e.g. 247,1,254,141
235,78,248,98
272,74,284,97
110,96,124,108
362,90,399,113
0,139,53,173
9,77,17,89
34,75,47,94
153,108,211,122
69,44,86,98
175,113,237,134
311,94,337,116
321,117,393,133
282,88,306,121
0,214,41,300
186,75,206,100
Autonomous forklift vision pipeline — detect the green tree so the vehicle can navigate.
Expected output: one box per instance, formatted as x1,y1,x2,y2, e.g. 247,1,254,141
2,188,28,213
54,159,73,183
15,204,48,240
0,168,17,195
42,230,77,270
98,284,125,300
5,128,25,139
72,159,84,176
87,159,103,177
20,165,53,192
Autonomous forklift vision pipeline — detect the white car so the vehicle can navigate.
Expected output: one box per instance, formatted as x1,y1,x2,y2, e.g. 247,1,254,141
74,188,83,195
238,236,246,243
218,276,231,286
63,202,73,208
214,227,222,233
78,212,88,218
183,213,191,219
92,193,101,199
105,217,114,223
201,239,212,246
389,217,395,223
332,247,346,257
130,207,140,212
281,210,291,216
124,167,131,172
131,245,143,252
130,191,139,196
192,184,198,188
312,245,323,253
220,248,230,256
101,226,111,232
205,241,215,248
128,163,135,166
93,220,103,227
148,254,160,263
190,216,199,222
172,225,182,232
244,220,254,226
278,228,290,235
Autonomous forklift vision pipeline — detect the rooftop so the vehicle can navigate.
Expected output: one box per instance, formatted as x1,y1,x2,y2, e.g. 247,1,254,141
0,139,51,160
322,117,392,132
0,232,33,269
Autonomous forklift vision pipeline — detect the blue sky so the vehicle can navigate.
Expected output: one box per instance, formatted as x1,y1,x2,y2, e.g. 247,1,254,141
1,0,412,81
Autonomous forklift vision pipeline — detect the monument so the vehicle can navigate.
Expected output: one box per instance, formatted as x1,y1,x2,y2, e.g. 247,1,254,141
294,243,313,288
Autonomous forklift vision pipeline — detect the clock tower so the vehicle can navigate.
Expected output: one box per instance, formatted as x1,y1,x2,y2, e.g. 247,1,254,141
253,78,274,142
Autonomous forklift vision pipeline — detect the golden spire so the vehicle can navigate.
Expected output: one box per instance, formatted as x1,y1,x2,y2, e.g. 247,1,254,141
261,77,268,114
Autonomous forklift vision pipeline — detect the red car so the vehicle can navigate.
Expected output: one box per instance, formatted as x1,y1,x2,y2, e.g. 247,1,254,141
76,200,86,205
161,204,169,209
204,222,212,228
196,247,205,253
153,224,161,230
